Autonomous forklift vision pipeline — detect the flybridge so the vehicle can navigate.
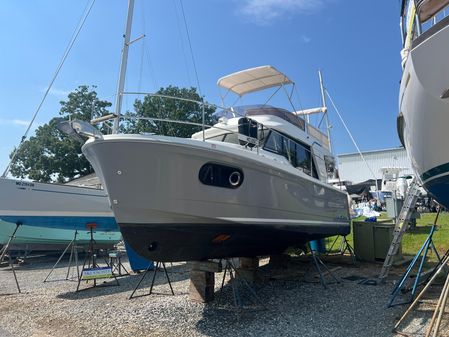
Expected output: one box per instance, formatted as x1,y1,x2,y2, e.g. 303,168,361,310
216,66,331,151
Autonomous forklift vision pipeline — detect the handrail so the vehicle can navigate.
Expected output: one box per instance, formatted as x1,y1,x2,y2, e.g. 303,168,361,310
121,115,263,156
123,91,230,113
121,115,234,134
120,115,319,162
95,93,328,169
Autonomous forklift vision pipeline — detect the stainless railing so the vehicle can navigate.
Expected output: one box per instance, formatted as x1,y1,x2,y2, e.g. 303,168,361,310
89,93,330,177
91,92,329,147
119,114,327,180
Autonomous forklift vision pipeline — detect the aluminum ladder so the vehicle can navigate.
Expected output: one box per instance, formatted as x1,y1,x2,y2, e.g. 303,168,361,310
378,178,421,282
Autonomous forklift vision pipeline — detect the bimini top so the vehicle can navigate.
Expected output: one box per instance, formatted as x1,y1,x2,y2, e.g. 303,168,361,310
217,65,293,96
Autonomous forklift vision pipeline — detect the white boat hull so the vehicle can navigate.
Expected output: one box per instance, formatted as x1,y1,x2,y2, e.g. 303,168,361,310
0,177,118,231
399,16,449,207
83,134,350,261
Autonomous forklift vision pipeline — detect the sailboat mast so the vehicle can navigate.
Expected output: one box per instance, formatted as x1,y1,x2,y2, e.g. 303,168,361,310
113,0,135,134
318,70,332,153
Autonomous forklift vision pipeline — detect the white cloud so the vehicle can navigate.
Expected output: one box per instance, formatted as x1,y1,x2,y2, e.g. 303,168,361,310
11,119,30,127
42,86,71,97
301,34,311,43
0,118,30,127
238,0,325,25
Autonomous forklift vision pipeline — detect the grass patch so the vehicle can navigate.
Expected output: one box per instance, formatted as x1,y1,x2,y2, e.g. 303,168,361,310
323,212,449,263
402,212,449,260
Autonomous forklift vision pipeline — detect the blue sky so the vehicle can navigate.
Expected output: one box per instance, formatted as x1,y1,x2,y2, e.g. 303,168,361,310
0,0,403,175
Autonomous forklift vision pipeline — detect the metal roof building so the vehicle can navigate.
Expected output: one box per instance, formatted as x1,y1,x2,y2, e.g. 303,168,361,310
337,147,414,184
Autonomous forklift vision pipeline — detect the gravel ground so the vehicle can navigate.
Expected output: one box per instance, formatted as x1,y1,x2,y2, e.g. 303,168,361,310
0,254,443,337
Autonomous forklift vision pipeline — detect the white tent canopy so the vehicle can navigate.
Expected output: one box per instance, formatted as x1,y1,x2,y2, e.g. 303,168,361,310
217,65,293,96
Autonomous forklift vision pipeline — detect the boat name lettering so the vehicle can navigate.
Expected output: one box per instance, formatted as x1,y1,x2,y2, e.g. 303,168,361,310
16,181,35,187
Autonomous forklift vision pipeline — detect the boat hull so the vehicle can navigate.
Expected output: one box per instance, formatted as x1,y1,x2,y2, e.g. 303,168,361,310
120,222,348,262
0,177,118,231
83,135,350,262
400,17,449,208
0,220,121,250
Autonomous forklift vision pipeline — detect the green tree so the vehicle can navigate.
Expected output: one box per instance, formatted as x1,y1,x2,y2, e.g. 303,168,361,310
127,86,216,137
9,85,112,183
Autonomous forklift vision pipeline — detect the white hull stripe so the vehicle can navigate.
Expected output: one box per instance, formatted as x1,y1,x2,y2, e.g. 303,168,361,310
31,188,107,198
422,170,449,184
0,210,113,217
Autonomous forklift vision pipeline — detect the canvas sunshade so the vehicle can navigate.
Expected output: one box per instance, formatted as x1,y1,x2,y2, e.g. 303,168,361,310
217,65,293,96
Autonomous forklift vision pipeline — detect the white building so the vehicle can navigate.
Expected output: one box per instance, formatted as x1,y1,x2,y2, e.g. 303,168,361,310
337,147,414,184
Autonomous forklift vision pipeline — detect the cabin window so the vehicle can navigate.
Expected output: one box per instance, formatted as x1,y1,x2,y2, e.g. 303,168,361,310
295,143,311,173
207,133,241,144
264,131,284,154
263,130,318,178
223,133,239,144
207,134,225,141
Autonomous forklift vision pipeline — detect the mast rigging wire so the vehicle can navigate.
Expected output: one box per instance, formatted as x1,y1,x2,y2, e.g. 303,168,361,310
179,0,203,97
2,0,96,178
172,0,192,87
325,88,380,186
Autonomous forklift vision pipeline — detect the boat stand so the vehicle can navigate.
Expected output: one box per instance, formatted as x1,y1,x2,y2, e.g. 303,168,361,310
393,248,449,336
108,250,130,277
43,230,80,282
76,226,119,292
0,223,21,294
388,210,443,307
217,259,266,310
327,235,358,265
308,242,340,288
129,261,173,299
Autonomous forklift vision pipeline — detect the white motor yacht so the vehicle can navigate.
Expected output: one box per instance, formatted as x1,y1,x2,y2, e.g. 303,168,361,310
81,66,350,262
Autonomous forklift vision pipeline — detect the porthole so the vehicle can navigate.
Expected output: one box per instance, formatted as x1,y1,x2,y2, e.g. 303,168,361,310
229,171,241,186
199,163,244,189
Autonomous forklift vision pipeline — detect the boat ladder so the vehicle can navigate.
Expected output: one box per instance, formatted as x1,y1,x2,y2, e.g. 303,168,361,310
378,177,421,282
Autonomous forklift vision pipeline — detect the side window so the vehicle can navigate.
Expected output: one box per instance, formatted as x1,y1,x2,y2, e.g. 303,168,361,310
223,133,239,144
264,131,318,179
207,134,225,141
282,138,291,162
295,144,311,174
264,131,283,154
287,139,296,165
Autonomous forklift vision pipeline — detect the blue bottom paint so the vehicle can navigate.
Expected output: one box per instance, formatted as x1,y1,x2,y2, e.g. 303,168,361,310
0,215,118,231
424,174,449,209
124,241,154,271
